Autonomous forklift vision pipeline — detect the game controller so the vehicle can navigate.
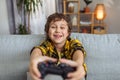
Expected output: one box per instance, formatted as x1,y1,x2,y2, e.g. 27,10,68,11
38,61,76,79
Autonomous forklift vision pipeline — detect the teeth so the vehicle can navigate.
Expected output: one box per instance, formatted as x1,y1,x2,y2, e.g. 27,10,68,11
54,35,61,38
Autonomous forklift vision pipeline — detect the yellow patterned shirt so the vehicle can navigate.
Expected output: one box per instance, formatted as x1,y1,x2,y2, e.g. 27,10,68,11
36,38,86,59
35,38,87,72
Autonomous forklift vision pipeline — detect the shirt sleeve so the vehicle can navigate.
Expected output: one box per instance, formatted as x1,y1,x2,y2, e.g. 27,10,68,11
71,39,86,57
30,41,48,56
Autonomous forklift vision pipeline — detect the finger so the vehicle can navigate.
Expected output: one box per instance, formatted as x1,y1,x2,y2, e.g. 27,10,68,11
67,68,85,80
34,56,57,64
67,73,81,80
60,59,78,67
67,71,77,78
33,63,41,78
31,59,41,78
30,68,41,80
41,56,57,62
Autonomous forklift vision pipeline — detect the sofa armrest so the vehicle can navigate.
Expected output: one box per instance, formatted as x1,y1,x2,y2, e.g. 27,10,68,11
27,72,63,80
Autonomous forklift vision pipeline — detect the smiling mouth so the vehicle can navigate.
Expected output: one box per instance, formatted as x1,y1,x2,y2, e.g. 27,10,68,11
54,35,62,38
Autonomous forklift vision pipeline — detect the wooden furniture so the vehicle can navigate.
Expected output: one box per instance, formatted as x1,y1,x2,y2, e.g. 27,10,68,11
62,0,107,34
93,22,107,34
80,12,107,34
80,12,94,33
63,0,80,32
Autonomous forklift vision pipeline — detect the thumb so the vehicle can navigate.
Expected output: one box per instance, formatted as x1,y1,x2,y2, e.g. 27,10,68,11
60,59,78,67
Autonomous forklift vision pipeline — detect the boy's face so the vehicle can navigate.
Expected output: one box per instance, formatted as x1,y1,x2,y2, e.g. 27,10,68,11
48,19,69,45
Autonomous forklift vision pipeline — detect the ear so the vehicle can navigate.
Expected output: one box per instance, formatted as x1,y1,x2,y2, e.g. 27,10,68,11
67,32,71,39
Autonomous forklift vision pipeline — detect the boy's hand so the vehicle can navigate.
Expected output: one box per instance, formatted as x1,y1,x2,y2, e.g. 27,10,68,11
60,59,85,80
29,56,57,80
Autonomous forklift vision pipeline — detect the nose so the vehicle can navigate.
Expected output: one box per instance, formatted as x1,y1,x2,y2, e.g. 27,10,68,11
55,27,60,33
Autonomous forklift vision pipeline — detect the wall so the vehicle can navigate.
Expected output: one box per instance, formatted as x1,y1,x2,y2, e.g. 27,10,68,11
0,0,56,35
0,0,10,34
45,0,56,17
29,0,56,34
1,0,120,34
80,0,120,33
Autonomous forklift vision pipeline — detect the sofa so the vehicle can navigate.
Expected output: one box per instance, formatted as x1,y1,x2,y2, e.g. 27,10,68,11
0,33,120,80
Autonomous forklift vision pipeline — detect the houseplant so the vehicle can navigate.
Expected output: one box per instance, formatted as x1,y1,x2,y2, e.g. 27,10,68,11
83,0,92,12
18,24,27,34
17,0,42,34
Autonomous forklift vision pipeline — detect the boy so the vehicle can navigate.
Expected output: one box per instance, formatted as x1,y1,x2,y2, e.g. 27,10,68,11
29,13,87,80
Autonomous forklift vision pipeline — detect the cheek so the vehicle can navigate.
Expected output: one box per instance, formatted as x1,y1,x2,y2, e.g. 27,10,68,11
63,30,69,36
48,29,54,34
48,29,54,37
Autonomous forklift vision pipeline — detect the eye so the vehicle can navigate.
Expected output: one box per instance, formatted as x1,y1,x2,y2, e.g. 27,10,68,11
60,24,68,30
60,26,65,29
50,25,56,29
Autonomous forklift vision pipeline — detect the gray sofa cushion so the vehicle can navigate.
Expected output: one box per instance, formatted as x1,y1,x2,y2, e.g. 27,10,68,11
0,34,45,80
71,33,120,80
0,33,120,80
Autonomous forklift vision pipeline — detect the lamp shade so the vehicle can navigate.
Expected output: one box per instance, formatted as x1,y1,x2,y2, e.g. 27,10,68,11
94,4,106,20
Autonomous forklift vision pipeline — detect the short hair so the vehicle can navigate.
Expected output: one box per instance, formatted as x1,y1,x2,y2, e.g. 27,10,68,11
45,13,72,39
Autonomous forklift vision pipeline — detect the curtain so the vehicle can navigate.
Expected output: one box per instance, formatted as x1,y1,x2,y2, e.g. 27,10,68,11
9,0,56,34
30,0,46,34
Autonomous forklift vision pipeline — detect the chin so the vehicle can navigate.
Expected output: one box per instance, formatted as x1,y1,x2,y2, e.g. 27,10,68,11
54,41,62,44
